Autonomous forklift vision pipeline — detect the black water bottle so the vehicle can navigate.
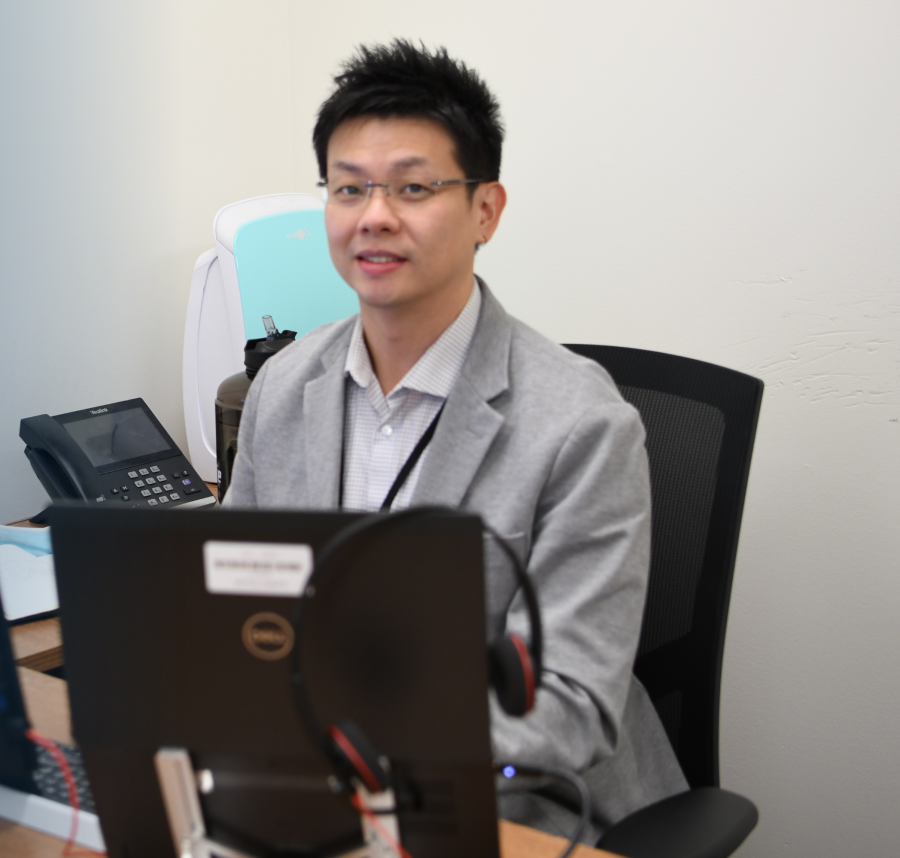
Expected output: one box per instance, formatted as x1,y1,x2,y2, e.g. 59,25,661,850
215,316,296,500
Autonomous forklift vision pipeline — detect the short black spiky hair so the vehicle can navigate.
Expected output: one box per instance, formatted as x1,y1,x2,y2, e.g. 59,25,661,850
313,40,504,183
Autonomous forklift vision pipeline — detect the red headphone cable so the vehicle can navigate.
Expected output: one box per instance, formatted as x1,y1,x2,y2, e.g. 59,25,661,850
349,792,415,858
25,728,106,857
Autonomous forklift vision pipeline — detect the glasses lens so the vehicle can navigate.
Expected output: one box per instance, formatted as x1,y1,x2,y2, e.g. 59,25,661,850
324,177,438,206
391,179,436,202
328,180,367,205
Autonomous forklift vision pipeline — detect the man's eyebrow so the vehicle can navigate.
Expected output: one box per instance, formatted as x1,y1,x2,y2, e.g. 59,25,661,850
329,156,432,176
389,156,430,172
331,161,365,175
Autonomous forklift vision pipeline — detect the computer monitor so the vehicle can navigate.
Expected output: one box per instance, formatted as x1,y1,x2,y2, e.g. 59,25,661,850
49,505,500,858
0,593,37,794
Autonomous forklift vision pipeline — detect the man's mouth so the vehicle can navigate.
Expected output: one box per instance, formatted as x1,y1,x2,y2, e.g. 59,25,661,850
355,251,407,276
357,252,405,263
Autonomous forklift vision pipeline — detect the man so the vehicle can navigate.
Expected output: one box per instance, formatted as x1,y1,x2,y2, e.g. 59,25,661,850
226,40,687,840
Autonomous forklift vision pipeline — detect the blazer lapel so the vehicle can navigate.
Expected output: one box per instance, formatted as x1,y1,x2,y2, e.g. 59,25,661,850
302,334,350,508
412,281,512,508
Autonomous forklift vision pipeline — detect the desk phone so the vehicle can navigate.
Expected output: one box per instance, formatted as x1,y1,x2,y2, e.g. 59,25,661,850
20,398,216,511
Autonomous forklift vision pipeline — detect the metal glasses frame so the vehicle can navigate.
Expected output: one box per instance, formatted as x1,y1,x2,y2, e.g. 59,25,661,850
316,177,485,203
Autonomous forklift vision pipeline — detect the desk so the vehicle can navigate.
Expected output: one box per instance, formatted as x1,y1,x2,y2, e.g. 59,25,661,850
3,503,619,858
1,815,612,858
10,619,63,673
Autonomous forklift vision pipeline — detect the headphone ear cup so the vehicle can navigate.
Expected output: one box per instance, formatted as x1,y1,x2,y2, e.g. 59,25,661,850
328,719,390,793
489,634,536,717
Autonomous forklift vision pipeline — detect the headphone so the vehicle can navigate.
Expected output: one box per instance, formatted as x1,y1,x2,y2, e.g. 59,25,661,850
290,506,543,794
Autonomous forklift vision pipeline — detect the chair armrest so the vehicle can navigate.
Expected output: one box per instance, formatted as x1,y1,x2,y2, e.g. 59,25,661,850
596,787,758,858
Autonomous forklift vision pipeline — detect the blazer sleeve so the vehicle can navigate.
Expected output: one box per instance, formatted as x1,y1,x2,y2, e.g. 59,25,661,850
489,399,651,774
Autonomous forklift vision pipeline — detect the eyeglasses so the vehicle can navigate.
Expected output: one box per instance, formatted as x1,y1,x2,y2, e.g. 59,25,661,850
317,176,485,207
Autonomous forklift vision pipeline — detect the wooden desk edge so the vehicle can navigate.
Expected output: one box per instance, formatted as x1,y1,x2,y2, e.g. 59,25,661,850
500,820,620,857
10,619,63,671
0,818,618,858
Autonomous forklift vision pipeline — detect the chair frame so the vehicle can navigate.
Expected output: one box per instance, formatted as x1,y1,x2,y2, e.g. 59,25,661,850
564,345,763,789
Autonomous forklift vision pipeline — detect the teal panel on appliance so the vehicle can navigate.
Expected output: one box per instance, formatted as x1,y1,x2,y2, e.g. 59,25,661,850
232,209,358,341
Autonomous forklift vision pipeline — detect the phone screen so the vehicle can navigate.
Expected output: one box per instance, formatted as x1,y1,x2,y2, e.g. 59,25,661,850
63,407,172,468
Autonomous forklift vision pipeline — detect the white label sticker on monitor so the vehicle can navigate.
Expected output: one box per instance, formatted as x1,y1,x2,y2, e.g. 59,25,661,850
203,541,313,597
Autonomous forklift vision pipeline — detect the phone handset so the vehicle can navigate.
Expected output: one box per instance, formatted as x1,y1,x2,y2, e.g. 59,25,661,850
20,414,98,501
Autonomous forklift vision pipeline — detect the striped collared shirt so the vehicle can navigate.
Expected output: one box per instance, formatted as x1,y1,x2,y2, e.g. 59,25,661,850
341,282,481,512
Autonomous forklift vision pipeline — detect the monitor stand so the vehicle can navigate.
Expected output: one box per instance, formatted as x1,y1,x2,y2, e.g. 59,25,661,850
155,748,400,858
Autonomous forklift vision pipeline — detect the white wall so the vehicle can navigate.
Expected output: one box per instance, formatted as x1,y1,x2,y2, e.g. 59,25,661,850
0,1,293,523
2,2,899,855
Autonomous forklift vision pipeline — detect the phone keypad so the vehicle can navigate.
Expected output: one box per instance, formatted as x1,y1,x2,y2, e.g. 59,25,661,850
108,464,208,508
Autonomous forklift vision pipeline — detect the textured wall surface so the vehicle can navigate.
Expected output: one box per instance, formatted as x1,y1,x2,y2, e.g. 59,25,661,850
1,2,898,855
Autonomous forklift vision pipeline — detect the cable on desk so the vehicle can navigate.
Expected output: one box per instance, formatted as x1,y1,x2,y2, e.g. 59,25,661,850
496,762,592,858
25,728,106,857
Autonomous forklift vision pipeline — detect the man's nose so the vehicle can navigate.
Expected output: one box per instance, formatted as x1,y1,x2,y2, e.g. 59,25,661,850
357,187,400,231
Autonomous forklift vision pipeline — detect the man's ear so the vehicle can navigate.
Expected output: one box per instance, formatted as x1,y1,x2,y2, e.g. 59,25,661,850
475,182,507,246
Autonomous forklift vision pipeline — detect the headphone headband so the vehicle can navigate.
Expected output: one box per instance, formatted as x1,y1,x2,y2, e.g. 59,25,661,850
290,507,543,789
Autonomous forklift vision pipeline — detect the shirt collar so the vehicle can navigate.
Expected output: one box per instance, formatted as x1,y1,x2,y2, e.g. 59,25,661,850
345,280,482,399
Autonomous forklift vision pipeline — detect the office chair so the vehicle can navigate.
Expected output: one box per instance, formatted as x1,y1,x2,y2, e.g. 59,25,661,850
564,345,763,858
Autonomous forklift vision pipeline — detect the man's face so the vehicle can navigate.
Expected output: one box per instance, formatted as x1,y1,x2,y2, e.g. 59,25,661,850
324,116,502,315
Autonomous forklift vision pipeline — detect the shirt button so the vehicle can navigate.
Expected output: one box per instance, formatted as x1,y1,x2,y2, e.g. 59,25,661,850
381,425,393,437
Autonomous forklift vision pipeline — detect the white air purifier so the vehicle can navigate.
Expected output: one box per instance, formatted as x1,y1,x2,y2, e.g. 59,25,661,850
182,193,359,482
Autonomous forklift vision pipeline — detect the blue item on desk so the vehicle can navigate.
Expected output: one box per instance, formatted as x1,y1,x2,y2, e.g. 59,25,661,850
0,527,56,622
0,526,52,557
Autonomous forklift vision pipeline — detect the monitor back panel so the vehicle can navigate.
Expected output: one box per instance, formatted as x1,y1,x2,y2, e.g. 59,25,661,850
50,506,498,858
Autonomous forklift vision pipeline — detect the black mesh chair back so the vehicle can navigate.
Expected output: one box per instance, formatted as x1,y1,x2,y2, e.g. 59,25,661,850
565,345,763,790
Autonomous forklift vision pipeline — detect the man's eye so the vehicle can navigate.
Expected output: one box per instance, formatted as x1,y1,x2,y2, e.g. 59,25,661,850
336,184,362,196
398,182,433,200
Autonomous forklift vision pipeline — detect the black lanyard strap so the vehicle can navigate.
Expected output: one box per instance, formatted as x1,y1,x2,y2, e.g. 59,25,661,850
380,403,445,511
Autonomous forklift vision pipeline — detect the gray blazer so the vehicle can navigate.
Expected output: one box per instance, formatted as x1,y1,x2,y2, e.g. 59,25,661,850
226,281,687,838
